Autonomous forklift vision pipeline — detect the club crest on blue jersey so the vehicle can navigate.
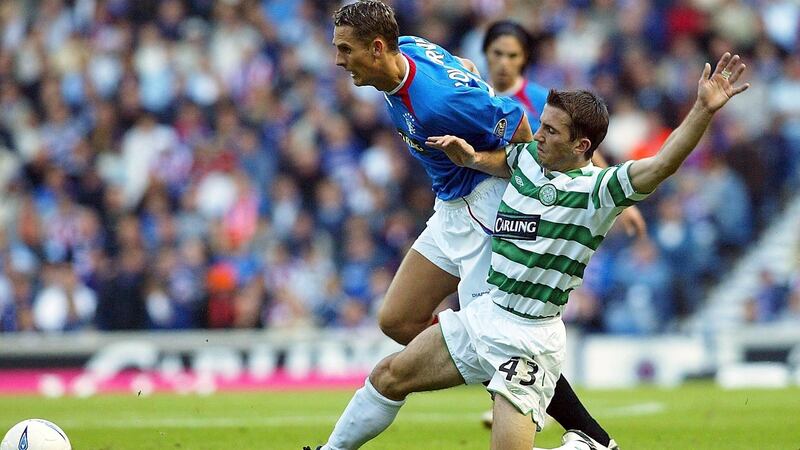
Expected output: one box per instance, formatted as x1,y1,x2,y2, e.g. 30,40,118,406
403,112,416,135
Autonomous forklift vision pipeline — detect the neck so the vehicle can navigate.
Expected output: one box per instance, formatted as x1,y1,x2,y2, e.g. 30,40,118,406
377,52,407,92
494,76,524,95
546,158,592,174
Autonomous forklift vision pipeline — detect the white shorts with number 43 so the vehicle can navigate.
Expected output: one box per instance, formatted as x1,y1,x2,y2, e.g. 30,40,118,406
438,296,565,430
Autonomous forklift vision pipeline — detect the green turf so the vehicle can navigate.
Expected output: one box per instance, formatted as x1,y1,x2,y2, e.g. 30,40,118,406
1,383,798,449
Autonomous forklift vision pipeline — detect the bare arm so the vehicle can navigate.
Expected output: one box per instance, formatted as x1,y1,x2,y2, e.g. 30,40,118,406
425,135,511,178
629,53,749,193
510,114,533,143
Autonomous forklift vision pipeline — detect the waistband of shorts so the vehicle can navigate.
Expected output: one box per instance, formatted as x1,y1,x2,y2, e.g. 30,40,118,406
492,301,562,325
435,176,506,210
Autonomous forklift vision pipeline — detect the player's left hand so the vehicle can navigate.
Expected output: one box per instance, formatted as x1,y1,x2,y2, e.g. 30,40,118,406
618,205,647,238
697,52,749,114
426,135,477,168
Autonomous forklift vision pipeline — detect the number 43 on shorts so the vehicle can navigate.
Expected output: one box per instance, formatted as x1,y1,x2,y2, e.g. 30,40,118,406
498,356,542,386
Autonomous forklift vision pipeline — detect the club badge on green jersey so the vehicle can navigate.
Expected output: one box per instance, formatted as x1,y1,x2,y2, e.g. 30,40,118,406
539,183,558,206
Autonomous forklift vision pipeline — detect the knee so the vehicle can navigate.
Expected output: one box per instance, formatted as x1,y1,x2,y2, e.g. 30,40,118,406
370,356,409,401
377,307,415,345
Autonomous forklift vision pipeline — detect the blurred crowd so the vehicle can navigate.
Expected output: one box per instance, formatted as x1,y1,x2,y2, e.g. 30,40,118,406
0,0,798,335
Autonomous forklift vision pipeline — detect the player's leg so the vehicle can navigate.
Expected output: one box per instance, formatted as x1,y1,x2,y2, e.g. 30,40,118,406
546,375,614,448
491,394,538,450
319,324,464,450
370,322,464,399
378,248,459,345
483,364,615,448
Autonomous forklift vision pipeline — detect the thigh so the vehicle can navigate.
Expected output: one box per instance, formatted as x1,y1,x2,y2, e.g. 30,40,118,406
491,393,537,450
382,249,459,323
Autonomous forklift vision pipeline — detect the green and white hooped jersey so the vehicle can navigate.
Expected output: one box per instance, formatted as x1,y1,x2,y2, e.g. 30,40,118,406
488,141,651,319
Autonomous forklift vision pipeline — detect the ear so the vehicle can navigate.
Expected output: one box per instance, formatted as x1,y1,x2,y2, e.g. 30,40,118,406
372,38,384,57
574,137,592,157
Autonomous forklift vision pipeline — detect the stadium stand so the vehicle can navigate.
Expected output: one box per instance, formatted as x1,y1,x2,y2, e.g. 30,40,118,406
0,0,798,338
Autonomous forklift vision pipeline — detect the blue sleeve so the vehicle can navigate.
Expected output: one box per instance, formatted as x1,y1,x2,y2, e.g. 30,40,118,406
429,90,525,151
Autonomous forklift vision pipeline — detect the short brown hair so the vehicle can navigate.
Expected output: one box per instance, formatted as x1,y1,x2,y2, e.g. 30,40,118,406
333,1,399,52
546,89,609,159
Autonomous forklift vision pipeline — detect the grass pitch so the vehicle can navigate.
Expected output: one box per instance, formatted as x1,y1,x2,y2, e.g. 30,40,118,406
1,383,798,449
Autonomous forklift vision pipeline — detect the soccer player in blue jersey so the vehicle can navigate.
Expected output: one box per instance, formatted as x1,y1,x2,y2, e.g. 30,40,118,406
332,2,532,343
324,2,612,450
307,49,748,450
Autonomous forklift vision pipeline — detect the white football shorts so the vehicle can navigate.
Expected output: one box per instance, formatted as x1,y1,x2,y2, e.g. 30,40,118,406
410,176,506,307
438,296,566,430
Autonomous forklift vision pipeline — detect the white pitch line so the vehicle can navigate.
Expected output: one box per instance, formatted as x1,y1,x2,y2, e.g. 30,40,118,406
57,412,481,429
57,402,666,429
600,402,666,417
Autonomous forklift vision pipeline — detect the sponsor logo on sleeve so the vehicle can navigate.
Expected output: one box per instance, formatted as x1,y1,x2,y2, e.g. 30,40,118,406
493,212,541,240
493,118,508,138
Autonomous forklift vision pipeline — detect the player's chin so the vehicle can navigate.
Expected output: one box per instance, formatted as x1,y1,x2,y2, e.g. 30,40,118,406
348,72,363,85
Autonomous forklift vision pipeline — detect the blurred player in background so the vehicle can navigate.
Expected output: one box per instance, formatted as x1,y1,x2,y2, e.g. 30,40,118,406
330,2,617,450
308,50,749,450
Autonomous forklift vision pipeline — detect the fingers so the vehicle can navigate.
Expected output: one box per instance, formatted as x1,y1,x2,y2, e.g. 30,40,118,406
728,62,746,85
731,83,750,96
723,54,740,76
713,52,731,76
701,62,711,81
425,135,450,148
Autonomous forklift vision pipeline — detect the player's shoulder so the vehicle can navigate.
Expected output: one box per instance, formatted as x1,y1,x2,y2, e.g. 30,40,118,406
399,35,444,52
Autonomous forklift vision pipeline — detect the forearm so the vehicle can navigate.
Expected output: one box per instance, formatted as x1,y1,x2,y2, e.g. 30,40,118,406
630,102,714,192
467,148,511,178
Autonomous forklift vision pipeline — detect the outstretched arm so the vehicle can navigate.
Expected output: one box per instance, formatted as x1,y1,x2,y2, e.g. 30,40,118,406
629,52,749,193
425,135,511,178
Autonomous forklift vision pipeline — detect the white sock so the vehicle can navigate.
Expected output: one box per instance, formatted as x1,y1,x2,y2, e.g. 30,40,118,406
533,442,592,450
322,378,406,450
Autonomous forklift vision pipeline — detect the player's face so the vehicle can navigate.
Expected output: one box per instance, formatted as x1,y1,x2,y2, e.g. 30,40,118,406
485,35,526,90
333,26,376,87
533,105,588,172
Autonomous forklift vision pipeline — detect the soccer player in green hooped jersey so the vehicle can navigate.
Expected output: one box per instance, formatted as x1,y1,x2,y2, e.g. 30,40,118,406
307,52,748,450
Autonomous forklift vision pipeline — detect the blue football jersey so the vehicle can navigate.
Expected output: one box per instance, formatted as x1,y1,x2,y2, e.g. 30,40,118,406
384,36,525,201
501,78,549,132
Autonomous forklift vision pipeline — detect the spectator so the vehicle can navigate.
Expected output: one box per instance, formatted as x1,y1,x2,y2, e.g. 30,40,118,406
32,256,96,332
